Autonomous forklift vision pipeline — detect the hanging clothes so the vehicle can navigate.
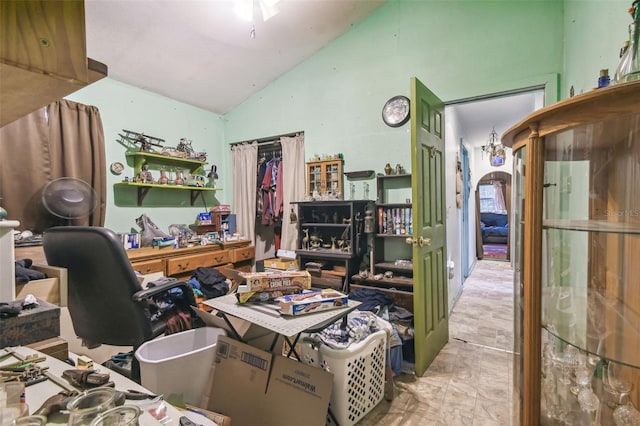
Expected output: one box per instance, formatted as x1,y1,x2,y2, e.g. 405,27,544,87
258,155,282,226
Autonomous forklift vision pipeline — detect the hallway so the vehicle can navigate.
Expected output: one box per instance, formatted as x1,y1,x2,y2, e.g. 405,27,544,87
360,259,514,425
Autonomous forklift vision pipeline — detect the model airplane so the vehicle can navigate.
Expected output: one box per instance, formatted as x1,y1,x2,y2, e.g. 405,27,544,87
118,129,165,152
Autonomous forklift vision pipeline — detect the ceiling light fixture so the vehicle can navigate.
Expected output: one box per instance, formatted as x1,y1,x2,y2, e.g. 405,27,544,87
481,127,506,167
234,0,281,35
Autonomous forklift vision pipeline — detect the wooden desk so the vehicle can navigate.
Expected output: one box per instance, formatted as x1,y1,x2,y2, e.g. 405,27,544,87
126,240,254,280
16,240,255,282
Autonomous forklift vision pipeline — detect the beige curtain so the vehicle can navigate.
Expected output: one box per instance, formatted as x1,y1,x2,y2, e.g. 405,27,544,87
0,100,106,232
279,134,305,251
231,142,258,244
493,181,507,214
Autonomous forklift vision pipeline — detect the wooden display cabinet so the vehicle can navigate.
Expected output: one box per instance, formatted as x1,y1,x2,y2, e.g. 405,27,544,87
294,200,367,292
503,81,640,425
351,173,414,313
306,159,344,199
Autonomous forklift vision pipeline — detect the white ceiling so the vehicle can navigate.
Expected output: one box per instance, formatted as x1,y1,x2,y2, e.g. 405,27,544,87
449,90,544,147
84,0,386,114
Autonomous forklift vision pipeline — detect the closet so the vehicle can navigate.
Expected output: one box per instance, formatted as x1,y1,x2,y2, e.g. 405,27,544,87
255,142,284,259
230,132,305,263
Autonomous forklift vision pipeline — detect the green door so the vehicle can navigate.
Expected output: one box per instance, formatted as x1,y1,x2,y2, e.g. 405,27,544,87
410,77,449,376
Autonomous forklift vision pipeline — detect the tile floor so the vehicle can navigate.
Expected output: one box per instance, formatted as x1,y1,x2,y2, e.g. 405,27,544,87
358,259,515,426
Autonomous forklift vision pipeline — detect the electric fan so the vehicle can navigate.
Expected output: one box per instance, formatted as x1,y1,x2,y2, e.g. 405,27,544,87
41,177,98,225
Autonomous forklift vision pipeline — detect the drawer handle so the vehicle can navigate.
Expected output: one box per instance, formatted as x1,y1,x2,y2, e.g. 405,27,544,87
241,252,249,259
178,262,190,270
214,256,223,262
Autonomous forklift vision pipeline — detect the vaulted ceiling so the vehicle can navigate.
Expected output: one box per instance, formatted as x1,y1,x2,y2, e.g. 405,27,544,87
85,0,386,115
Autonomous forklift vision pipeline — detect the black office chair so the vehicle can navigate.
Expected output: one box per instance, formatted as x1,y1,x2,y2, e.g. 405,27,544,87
43,226,196,382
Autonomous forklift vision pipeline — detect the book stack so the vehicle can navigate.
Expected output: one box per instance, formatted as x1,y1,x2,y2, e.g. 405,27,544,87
377,207,412,235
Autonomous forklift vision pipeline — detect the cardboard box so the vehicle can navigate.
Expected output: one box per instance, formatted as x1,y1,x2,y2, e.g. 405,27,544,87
192,307,281,352
207,335,333,426
277,290,349,316
227,270,312,304
0,298,60,347
262,257,298,271
237,270,311,293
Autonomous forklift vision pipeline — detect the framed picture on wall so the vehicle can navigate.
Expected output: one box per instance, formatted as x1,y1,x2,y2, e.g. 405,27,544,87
490,149,506,167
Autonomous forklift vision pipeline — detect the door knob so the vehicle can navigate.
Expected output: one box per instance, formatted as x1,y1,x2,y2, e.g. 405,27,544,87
419,237,432,247
406,236,431,247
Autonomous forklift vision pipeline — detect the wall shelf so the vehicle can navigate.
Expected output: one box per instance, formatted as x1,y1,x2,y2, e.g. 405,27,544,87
125,151,207,175
114,182,220,206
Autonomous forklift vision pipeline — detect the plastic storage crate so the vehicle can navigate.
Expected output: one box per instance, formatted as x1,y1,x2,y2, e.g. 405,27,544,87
300,329,387,426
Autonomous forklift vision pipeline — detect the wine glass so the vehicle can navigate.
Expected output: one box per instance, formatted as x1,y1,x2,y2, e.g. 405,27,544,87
559,344,580,385
577,387,600,426
604,361,634,408
613,403,640,426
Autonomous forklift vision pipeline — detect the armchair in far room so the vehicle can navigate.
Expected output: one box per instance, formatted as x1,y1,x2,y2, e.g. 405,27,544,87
43,226,197,382
479,212,509,245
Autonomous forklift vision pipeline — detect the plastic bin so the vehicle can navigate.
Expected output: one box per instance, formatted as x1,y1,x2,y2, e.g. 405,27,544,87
135,327,225,406
300,329,387,426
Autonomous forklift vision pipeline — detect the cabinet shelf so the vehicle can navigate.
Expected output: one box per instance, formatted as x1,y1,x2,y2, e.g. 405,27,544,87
114,182,220,206
300,223,349,228
543,219,640,234
295,249,354,260
542,286,640,369
377,202,411,207
351,275,413,289
374,261,413,273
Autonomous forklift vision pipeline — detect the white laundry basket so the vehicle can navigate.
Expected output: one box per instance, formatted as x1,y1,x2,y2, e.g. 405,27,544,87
300,329,387,426
135,327,225,406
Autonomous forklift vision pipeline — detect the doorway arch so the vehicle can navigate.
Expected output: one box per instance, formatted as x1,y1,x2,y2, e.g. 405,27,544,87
475,171,511,261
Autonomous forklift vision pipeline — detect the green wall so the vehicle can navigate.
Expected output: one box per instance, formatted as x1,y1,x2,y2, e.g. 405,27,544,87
66,0,633,233
66,78,225,233
223,0,565,181
564,0,631,96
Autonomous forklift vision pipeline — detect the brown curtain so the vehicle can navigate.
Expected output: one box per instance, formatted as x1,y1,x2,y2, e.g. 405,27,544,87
0,100,106,232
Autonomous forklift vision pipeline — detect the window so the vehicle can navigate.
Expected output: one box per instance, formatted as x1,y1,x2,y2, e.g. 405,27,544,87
479,183,496,213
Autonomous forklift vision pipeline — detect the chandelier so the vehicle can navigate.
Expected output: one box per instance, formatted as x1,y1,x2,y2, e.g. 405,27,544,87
481,127,506,167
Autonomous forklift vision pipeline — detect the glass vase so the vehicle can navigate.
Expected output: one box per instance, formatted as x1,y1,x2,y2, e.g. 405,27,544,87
613,3,640,83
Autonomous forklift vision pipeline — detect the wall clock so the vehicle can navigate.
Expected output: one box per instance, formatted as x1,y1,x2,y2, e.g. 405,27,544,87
382,95,410,127
110,162,124,175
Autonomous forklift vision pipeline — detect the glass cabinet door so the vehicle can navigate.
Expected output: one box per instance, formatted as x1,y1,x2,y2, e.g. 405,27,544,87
512,147,526,424
505,82,640,426
306,160,343,199
539,112,640,424
308,164,322,195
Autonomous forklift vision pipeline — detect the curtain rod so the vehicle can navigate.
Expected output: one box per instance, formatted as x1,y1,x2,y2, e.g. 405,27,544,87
228,131,303,148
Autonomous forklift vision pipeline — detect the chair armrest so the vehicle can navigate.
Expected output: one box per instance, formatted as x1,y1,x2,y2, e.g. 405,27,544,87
132,280,194,304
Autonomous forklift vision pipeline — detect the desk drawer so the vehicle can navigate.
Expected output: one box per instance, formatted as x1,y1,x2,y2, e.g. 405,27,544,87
167,251,231,276
131,259,165,275
230,245,254,263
